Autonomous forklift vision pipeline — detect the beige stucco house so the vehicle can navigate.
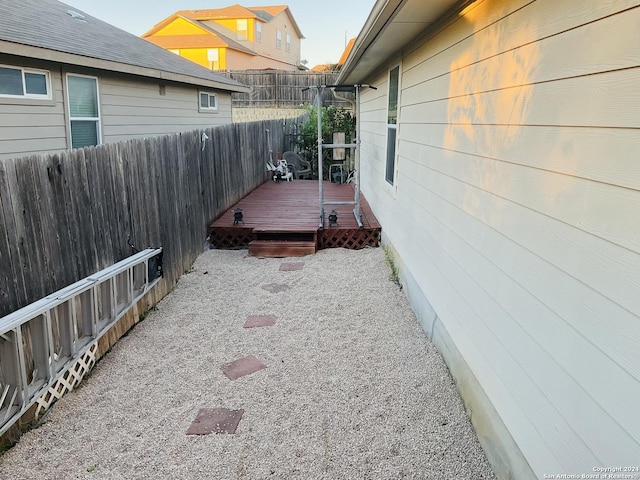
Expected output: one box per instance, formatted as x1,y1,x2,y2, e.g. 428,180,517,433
0,0,248,160
143,5,304,71
338,0,640,478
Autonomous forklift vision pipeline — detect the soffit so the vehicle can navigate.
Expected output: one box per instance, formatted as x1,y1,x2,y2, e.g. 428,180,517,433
339,0,465,85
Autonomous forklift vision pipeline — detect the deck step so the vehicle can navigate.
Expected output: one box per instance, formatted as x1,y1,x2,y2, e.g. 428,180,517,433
248,239,317,257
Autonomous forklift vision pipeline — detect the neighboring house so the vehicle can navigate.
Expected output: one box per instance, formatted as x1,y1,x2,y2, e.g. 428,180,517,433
0,0,248,160
143,5,304,71
310,38,354,72
337,38,355,67
338,0,640,478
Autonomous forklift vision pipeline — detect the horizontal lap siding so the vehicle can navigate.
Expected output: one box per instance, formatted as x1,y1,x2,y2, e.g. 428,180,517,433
0,66,67,159
0,58,236,159
99,76,232,143
360,0,640,475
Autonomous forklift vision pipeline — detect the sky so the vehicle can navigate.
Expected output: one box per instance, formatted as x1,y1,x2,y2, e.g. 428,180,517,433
60,0,375,68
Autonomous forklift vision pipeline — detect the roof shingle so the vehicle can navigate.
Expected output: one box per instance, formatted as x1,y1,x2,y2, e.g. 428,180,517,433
0,0,246,92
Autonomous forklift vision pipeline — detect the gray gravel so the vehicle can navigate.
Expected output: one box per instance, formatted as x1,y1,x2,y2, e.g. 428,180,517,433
0,247,496,480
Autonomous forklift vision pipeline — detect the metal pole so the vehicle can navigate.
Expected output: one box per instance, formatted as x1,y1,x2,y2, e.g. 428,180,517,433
317,86,324,228
353,84,363,228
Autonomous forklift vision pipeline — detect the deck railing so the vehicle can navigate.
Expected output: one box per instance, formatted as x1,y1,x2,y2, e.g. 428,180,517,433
0,248,162,436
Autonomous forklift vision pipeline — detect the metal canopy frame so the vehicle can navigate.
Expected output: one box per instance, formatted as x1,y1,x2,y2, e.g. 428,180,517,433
312,84,376,229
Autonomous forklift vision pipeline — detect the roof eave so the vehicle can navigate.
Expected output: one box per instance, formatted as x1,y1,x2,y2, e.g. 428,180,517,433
337,0,468,85
0,40,250,93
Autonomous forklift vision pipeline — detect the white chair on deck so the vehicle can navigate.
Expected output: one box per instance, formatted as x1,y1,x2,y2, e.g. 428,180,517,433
269,159,292,182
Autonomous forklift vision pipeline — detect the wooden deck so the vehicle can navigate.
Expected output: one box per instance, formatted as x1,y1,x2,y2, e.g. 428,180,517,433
209,180,381,255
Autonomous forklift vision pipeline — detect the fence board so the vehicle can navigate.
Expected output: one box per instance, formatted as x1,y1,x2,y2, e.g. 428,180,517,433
0,161,19,313
222,70,354,108
0,118,301,318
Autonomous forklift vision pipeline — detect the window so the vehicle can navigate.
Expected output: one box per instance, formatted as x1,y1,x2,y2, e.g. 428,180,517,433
67,74,101,149
285,33,291,53
0,65,50,99
199,91,218,111
276,29,282,49
385,66,400,185
236,19,247,41
256,22,262,42
207,49,220,70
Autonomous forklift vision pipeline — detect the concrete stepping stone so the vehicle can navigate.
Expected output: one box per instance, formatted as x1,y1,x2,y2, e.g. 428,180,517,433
186,408,244,435
279,262,304,271
244,315,277,328
222,355,267,380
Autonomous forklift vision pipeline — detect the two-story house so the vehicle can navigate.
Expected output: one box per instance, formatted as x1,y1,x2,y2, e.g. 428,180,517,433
142,5,304,71
0,0,248,160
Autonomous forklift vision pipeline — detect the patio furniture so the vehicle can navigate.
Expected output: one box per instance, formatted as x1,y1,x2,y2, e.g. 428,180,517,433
273,159,293,182
283,151,312,179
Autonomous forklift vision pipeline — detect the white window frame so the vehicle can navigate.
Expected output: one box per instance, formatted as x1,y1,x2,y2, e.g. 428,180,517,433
276,29,282,49
0,64,51,99
207,49,220,70
199,91,218,112
285,33,291,53
256,22,262,42
66,73,101,149
385,65,400,186
236,19,248,41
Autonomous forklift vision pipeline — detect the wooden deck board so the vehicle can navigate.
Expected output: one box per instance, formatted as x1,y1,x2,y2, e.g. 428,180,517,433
210,180,380,231
209,180,381,252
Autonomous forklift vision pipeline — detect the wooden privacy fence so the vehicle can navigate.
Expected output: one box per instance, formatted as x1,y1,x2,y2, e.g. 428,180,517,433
0,118,299,320
221,70,354,108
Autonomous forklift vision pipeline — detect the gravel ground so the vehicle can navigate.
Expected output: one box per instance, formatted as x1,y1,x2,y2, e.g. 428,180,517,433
0,248,496,480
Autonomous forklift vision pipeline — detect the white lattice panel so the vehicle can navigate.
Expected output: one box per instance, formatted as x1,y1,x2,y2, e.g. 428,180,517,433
35,342,98,417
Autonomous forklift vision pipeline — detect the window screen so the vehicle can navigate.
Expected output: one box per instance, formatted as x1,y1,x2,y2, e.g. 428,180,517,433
67,75,100,148
385,66,400,185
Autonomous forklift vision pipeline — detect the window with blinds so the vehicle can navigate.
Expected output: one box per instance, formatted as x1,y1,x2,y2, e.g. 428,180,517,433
67,74,101,149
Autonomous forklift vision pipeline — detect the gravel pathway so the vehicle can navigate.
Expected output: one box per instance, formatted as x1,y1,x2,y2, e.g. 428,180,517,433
0,248,496,479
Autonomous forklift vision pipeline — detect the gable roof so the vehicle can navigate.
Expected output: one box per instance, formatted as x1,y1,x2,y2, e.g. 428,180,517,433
248,5,304,39
177,5,257,20
338,0,461,85
144,15,256,56
145,4,304,40
0,0,248,93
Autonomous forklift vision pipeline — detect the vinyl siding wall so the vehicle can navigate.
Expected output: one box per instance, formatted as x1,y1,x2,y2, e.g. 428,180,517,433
100,74,231,141
0,57,233,159
358,0,640,476
0,57,67,158
225,50,293,71
254,13,301,67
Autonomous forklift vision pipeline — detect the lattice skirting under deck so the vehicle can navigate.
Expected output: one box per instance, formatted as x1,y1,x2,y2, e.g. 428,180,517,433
35,342,99,417
318,228,381,250
209,227,255,249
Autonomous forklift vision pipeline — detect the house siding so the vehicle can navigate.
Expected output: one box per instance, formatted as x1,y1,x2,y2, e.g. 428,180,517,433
358,0,640,477
0,57,233,159
0,56,68,158
224,49,292,71
252,13,300,67
99,74,231,141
